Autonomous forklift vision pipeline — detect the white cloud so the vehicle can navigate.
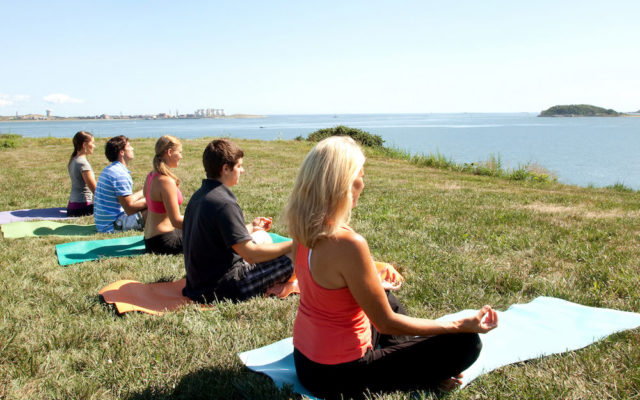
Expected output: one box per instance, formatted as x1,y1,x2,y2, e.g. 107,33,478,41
0,94,30,107
13,94,30,102
43,93,83,104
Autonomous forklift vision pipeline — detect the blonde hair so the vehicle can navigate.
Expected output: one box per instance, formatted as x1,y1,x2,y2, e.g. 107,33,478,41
153,135,181,186
285,136,365,248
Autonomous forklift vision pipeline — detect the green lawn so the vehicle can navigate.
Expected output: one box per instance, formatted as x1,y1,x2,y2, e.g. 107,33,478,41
0,137,639,399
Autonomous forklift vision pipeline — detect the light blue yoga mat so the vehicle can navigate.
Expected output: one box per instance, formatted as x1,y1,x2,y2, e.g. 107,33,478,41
56,235,146,266
239,297,640,397
0,207,72,224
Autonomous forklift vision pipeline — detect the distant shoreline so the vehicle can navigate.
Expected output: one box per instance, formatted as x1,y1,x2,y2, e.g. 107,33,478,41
0,114,267,122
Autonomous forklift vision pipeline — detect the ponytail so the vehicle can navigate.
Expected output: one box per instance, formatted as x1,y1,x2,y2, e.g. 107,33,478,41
69,131,93,167
153,135,181,186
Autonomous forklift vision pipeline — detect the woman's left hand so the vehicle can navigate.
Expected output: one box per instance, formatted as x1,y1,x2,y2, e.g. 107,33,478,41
457,305,499,333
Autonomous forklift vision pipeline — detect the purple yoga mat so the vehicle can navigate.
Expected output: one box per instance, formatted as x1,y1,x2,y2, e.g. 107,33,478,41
0,208,76,224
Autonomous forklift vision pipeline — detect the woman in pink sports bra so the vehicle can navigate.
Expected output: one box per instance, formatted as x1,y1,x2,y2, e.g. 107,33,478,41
285,136,498,399
143,135,184,255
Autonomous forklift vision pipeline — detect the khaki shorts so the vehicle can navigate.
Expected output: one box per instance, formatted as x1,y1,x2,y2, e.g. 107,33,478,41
113,212,144,231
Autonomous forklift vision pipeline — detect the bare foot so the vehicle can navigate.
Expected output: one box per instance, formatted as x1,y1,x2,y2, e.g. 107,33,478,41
265,279,300,298
437,374,463,392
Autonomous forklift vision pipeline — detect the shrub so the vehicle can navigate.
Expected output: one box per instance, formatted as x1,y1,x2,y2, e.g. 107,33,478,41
606,182,634,192
0,133,23,149
307,125,384,148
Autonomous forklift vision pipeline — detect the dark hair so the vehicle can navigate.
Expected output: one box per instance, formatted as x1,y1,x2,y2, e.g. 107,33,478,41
203,139,244,179
68,131,93,167
105,135,129,162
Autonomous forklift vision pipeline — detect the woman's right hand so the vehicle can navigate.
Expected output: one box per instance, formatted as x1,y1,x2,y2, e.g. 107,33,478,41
251,217,272,232
456,305,498,333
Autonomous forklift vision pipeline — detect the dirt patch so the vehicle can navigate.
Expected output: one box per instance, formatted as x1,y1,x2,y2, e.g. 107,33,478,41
520,202,639,219
433,181,462,190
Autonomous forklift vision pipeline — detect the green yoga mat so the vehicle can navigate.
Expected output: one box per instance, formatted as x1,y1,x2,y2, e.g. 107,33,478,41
56,235,146,266
1,220,97,239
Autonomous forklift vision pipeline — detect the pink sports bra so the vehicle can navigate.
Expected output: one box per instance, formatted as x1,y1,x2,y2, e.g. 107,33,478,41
145,171,183,214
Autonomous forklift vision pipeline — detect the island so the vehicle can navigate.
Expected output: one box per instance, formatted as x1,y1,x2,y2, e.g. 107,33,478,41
539,104,622,117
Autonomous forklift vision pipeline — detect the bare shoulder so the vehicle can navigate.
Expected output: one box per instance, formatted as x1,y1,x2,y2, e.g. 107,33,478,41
156,174,177,188
320,228,370,259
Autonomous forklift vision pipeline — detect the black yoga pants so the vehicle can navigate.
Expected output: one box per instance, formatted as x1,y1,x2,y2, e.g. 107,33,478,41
294,292,481,399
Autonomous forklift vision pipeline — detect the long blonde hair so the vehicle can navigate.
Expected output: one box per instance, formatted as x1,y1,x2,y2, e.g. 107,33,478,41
285,136,365,248
153,135,181,186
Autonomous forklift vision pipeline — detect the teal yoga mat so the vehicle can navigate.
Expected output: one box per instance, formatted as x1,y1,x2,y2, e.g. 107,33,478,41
56,235,146,266
1,220,97,239
239,297,640,397
267,232,291,243
55,232,290,266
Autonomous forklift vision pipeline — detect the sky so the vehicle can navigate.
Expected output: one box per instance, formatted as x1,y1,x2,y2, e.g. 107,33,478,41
1,1,639,116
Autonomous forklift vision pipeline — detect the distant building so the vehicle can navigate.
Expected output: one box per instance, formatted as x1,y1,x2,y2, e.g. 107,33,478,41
46,109,51,117
194,108,225,117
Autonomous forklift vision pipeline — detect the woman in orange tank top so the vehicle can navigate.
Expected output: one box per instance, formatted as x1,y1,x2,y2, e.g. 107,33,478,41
285,136,498,399
143,135,184,255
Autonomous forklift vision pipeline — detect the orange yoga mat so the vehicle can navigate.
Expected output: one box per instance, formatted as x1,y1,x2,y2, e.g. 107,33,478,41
99,278,205,315
100,276,302,316
99,261,401,315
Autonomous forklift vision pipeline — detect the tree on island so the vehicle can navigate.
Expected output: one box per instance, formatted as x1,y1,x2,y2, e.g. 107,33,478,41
539,104,621,117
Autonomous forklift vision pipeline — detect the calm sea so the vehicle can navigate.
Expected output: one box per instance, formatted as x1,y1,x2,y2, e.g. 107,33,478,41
2,113,639,189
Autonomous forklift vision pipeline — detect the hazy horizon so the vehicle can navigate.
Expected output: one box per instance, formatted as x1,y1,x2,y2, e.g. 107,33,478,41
2,1,639,116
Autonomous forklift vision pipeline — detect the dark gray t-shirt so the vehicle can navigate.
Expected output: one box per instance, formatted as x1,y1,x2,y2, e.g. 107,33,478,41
68,156,93,203
182,179,252,302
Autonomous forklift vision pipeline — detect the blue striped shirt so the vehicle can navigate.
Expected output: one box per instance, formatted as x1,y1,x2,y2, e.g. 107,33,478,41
94,161,133,232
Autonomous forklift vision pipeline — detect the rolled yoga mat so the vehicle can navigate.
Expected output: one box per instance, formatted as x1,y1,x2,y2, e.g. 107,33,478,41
1,220,97,239
239,296,640,398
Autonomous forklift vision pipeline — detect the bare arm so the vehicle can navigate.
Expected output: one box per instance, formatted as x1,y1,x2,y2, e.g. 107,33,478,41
81,170,97,194
232,239,292,265
117,190,147,216
335,233,497,336
158,176,183,229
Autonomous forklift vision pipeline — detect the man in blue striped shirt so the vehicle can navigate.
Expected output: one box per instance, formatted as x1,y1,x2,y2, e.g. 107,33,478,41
94,135,147,233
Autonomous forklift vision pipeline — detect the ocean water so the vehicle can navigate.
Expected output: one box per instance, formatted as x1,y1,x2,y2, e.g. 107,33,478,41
2,113,639,189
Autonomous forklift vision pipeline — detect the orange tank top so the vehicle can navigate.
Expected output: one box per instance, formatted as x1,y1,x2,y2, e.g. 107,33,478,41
292,240,372,365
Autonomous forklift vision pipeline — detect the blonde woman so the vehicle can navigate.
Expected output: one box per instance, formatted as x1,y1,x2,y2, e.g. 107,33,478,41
285,136,498,399
143,135,184,254
67,131,96,217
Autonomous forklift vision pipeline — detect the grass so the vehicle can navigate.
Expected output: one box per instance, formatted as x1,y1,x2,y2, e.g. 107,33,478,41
374,147,559,184
1,137,639,399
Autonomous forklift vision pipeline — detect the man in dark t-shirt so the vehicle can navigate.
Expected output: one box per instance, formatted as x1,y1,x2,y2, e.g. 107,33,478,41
182,139,293,302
